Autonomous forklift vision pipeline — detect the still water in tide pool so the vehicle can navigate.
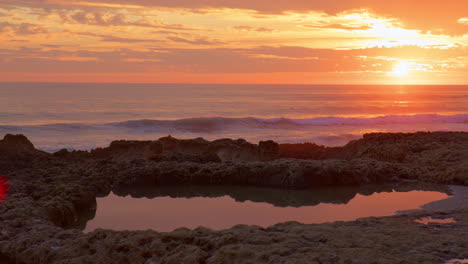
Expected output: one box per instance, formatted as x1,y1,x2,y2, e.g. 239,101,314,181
82,184,457,232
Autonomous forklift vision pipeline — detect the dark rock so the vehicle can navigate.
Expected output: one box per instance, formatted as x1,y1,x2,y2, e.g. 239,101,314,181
0,134,35,152
0,134,48,172
53,149,69,157
83,136,280,163
1,132,468,263
279,142,326,159
258,140,279,161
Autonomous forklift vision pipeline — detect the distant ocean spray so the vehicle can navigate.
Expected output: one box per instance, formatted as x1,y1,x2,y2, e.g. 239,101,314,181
1,83,467,152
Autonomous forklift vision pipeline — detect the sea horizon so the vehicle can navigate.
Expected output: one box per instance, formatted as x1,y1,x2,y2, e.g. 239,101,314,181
1,82,467,152
1,81,467,85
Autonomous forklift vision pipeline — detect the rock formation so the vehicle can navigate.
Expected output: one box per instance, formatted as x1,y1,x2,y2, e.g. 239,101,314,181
57,135,279,163
0,132,467,263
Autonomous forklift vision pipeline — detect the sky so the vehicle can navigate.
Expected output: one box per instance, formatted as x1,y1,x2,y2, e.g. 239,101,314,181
0,0,467,84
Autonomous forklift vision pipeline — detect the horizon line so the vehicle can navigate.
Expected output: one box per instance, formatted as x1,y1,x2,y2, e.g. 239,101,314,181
0,81,466,86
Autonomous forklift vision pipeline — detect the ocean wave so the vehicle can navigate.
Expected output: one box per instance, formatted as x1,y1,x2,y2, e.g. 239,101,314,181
257,114,468,126
2,114,468,134
2,114,468,152
112,114,468,131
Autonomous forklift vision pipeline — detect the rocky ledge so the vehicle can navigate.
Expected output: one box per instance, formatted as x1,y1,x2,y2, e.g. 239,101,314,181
0,132,467,263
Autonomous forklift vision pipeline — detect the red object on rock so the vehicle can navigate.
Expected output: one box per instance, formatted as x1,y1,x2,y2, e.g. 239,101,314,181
0,176,9,203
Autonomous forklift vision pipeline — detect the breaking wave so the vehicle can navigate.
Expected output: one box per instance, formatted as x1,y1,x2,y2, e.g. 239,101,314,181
111,114,468,132
3,114,468,134
2,113,468,152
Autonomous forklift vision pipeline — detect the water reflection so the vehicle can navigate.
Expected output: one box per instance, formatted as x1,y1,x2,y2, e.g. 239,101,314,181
80,182,453,232
112,181,451,208
415,217,456,225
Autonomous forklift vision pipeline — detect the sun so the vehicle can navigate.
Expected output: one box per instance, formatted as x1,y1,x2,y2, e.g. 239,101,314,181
391,62,410,77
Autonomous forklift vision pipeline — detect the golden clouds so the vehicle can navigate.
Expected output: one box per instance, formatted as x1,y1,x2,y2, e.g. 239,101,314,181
0,22,48,35
1,5,465,50
0,1,466,84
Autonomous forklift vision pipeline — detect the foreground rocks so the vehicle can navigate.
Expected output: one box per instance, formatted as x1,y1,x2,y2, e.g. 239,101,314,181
1,191,467,264
53,136,279,163
0,132,467,263
280,132,468,185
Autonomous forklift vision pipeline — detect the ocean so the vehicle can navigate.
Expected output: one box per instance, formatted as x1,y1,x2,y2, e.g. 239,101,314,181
1,82,467,152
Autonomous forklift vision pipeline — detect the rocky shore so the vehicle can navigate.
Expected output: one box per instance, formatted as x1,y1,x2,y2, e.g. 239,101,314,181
0,132,467,263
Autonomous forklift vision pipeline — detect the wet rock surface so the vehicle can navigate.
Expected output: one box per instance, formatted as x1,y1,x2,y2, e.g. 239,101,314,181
0,132,467,263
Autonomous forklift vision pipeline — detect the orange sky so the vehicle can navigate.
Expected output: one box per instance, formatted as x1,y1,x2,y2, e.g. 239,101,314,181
0,0,467,84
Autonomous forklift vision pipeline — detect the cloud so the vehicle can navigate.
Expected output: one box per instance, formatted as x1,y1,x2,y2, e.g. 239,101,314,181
0,0,467,84
458,18,468,25
0,22,48,35
4,0,465,34
76,32,163,43
2,45,465,74
0,44,466,84
100,35,161,43
303,23,371,31
60,10,197,31
167,36,225,46
233,26,273,32
41,44,65,48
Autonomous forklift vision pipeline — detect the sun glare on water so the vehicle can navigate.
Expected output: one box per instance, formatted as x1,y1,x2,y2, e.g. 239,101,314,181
391,62,410,77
